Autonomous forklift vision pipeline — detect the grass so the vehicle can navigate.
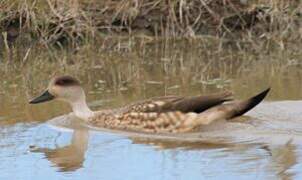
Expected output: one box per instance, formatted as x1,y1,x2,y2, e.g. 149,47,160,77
0,0,301,48
0,0,301,69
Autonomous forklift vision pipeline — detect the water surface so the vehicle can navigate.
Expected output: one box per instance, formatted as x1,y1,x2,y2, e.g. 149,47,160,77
0,39,302,180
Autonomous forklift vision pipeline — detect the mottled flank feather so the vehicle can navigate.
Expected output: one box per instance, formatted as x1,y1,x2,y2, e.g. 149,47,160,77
90,110,200,133
88,89,270,133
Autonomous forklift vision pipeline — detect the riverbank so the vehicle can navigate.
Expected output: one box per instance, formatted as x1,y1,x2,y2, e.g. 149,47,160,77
0,0,301,47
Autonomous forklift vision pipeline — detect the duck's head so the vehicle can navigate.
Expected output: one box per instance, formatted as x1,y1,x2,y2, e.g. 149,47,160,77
30,76,94,120
30,76,84,104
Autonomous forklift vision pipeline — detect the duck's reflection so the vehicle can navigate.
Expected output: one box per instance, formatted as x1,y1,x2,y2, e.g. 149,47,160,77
31,129,89,172
267,140,297,180
29,124,298,177
131,137,240,150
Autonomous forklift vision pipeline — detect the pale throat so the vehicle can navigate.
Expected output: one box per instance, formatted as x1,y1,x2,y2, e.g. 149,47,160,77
70,99,94,120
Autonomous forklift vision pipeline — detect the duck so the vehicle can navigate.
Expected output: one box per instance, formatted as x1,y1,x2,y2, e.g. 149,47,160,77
29,75,270,133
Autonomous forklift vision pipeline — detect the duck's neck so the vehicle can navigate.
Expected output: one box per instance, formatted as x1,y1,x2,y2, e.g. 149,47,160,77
70,99,94,120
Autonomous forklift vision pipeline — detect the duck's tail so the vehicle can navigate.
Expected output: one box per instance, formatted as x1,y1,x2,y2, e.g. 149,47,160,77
182,88,270,129
228,87,270,118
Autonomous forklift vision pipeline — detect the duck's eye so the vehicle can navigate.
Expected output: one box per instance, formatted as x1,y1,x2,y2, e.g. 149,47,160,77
55,76,79,86
56,79,72,86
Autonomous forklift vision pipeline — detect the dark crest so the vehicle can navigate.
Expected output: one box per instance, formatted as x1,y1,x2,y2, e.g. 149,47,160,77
54,76,80,86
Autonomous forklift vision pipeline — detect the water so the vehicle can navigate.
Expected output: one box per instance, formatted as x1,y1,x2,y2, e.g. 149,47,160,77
0,39,302,180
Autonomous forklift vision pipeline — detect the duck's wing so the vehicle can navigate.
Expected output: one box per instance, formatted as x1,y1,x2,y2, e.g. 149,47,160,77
125,91,233,114
116,88,270,133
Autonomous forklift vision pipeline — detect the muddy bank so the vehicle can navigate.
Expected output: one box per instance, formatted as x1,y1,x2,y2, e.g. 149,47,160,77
0,0,301,47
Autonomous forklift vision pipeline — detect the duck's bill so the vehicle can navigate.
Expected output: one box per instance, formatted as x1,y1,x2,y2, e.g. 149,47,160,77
29,90,55,104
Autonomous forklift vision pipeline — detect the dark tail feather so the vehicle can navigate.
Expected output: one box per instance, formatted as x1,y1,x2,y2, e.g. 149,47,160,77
230,87,270,118
184,88,271,128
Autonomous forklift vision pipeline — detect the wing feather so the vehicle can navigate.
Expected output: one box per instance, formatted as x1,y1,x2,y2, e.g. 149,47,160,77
125,91,233,114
